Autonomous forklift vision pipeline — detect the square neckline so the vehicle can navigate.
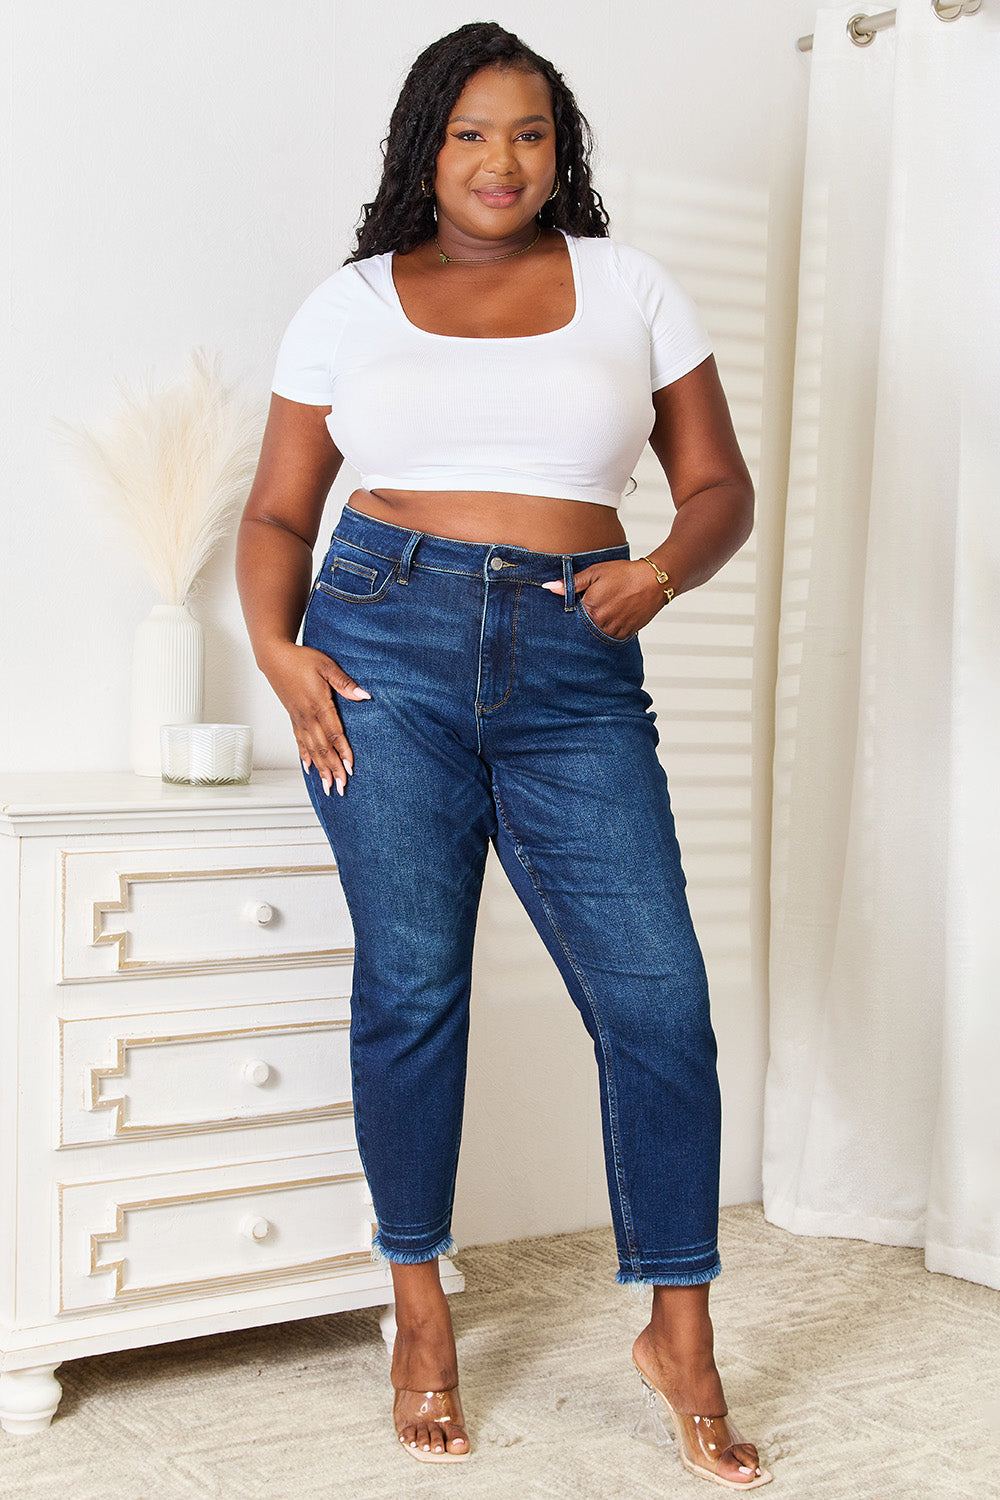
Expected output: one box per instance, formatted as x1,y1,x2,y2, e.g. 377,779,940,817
386,229,582,342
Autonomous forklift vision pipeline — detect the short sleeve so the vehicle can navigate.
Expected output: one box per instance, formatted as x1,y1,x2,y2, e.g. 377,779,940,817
612,243,713,391
270,268,355,405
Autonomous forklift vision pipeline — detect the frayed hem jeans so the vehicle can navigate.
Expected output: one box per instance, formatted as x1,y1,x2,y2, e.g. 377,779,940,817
302,508,722,1287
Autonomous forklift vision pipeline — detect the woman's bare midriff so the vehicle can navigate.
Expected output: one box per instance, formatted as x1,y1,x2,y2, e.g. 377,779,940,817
348,488,627,554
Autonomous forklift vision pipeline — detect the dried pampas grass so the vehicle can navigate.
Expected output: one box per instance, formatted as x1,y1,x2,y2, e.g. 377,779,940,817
62,350,262,605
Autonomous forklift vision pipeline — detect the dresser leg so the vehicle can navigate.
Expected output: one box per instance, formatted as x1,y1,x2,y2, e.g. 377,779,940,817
0,1365,63,1434
378,1302,397,1352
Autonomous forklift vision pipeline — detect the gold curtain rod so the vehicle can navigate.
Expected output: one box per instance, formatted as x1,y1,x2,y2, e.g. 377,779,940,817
798,1,981,54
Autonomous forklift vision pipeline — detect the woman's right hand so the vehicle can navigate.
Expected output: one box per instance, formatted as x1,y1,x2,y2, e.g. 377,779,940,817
260,640,371,796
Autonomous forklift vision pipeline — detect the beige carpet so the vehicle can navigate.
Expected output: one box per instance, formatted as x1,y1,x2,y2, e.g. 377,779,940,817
2,1204,997,1499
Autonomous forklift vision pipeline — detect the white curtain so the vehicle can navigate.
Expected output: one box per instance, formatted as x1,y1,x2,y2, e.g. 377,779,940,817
764,0,1000,1287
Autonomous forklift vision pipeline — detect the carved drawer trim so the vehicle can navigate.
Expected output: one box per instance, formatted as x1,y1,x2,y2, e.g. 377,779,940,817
59,1015,352,1145
60,847,354,982
58,1160,377,1312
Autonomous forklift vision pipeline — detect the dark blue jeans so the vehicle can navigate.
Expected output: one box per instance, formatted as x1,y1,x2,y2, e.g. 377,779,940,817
302,506,721,1285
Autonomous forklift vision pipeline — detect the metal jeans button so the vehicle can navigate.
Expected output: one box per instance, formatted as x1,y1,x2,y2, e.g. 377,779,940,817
489,556,505,571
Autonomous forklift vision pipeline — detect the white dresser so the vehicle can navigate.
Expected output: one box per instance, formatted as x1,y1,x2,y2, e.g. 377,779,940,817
0,770,462,1435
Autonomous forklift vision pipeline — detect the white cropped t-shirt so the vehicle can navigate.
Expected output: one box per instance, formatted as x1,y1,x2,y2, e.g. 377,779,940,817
271,232,712,510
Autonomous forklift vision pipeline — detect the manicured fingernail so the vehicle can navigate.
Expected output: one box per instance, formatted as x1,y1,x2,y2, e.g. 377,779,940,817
344,762,353,776
301,759,310,772
351,687,372,700
541,581,562,591
321,777,331,796
335,778,345,796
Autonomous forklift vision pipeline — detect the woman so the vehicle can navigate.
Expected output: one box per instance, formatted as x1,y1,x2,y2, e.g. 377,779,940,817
237,21,769,1490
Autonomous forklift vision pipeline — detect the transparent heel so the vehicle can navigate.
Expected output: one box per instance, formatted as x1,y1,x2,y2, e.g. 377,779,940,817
632,1375,677,1447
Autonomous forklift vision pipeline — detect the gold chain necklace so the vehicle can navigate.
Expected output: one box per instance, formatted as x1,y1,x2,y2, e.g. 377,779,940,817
434,226,542,265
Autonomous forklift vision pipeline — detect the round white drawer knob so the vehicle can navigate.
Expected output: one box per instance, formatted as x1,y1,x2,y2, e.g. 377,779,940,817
248,901,274,925
241,1059,271,1087
240,1215,271,1242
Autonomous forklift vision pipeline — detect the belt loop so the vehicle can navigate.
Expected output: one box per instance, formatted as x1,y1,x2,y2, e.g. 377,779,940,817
397,530,422,585
561,554,576,611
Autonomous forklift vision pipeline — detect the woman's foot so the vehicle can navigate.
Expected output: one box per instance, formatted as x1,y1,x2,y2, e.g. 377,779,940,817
632,1286,768,1488
389,1260,470,1459
392,1385,470,1463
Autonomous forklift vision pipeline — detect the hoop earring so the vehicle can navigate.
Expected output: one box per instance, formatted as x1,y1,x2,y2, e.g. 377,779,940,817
547,175,560,201
421,178,434,197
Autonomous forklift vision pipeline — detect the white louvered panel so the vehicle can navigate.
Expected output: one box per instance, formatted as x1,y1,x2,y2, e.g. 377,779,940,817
657,619,754,651
771,181,828,911
664,754,753,786
611,169,769,231
644,649,753,681
603,169,768,979
681,883,751,921
681,847,752,883
666,720,752,748
667,787,752,822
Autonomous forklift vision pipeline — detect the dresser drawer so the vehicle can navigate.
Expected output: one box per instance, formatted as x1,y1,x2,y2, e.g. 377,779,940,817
57,1152,374,1313
60,843,353,982
58,1001,352,1146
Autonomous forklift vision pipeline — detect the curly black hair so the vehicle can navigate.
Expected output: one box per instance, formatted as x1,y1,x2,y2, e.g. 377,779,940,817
345,21,609,262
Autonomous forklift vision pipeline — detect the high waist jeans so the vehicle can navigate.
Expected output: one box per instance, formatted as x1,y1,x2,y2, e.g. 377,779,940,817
302,507,722,1285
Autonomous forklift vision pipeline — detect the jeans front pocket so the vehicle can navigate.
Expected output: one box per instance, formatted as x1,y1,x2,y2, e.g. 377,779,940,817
576,600,638,646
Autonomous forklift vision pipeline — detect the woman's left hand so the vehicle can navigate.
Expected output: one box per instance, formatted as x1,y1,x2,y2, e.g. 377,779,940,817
543,559,668,639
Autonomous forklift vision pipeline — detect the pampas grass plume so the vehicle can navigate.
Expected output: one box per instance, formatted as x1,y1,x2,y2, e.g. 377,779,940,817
61,350,262,605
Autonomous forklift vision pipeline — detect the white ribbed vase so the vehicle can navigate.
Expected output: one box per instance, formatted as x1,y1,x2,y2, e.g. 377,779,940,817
130,603,204,776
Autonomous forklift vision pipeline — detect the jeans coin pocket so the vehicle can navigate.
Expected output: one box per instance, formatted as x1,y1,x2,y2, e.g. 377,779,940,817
317,553,396,602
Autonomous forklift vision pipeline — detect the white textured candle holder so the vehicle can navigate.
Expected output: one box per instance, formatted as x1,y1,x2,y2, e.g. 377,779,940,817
160,724,253,786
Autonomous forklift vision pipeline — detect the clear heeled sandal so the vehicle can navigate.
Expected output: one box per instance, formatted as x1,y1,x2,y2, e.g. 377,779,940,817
632,1361,772,1489
393,1385,472,1464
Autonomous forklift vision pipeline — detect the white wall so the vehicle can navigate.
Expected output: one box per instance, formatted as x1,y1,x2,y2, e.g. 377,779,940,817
1,1,818,1250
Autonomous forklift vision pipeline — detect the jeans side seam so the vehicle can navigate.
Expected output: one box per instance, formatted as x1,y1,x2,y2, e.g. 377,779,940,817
299,574,322,639
492,788,640,1272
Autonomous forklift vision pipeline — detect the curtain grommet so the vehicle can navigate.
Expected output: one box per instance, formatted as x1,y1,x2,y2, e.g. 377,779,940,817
847,14,878,47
